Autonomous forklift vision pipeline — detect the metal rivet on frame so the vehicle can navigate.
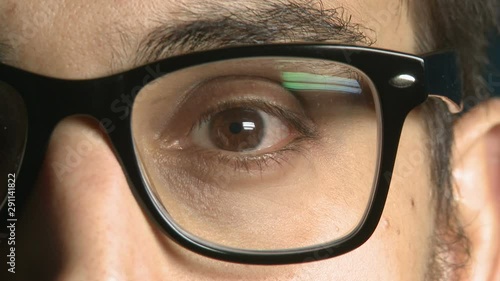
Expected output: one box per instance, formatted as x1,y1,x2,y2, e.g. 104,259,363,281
389,74,416,88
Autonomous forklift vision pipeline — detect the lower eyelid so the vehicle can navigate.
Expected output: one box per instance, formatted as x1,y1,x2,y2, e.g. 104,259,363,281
166,132,317,175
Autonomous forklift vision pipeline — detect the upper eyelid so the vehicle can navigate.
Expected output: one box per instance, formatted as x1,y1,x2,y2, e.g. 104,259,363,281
193,99,296,130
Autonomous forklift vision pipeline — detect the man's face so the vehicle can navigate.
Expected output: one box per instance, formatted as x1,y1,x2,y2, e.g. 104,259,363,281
0,0,446,280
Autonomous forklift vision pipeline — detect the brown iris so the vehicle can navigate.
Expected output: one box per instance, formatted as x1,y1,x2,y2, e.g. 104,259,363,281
209,107,264,152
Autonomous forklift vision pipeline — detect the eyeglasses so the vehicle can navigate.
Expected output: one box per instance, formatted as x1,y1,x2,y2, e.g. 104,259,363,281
0,44,462,264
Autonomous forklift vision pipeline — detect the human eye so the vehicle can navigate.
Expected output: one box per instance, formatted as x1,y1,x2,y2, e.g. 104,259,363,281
177,77,319,173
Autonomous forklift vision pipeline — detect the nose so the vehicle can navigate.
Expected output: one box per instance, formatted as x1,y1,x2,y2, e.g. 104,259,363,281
5,117,173,280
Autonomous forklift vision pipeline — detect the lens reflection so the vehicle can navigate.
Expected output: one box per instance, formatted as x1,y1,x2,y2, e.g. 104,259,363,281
132,57,380,251
0,81,27,209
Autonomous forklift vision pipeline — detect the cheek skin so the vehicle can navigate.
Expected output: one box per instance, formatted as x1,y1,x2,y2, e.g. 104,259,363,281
382,108,436,277
5,117,434,281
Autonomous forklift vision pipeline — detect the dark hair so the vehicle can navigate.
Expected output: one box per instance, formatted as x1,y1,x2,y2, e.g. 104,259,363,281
411,0,499,279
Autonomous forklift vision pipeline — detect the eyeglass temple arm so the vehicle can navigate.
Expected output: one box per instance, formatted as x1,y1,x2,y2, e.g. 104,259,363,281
424,52,463,113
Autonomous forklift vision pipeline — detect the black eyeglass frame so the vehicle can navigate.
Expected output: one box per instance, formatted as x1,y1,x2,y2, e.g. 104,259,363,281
0,44,462,265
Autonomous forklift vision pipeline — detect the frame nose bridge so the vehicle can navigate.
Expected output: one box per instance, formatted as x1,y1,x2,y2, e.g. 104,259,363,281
31,78,121,119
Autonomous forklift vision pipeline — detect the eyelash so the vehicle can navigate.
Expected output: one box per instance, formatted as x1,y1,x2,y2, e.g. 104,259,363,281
187,98,320,173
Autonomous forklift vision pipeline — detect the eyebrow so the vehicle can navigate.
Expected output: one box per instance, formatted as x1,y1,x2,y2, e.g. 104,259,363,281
132,0,373,66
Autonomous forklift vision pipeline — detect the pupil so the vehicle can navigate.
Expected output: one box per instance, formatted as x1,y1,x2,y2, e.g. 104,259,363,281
209,108,264,152
229,123,243,134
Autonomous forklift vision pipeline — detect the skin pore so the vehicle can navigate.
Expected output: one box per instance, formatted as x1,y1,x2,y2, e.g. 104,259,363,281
1,0,499,280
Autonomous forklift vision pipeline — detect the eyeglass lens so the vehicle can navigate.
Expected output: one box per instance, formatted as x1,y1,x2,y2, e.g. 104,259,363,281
131,57,381,251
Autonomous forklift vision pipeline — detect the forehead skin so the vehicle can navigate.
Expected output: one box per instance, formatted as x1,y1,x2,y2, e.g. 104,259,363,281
0,1,435,280
0,0,415,78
